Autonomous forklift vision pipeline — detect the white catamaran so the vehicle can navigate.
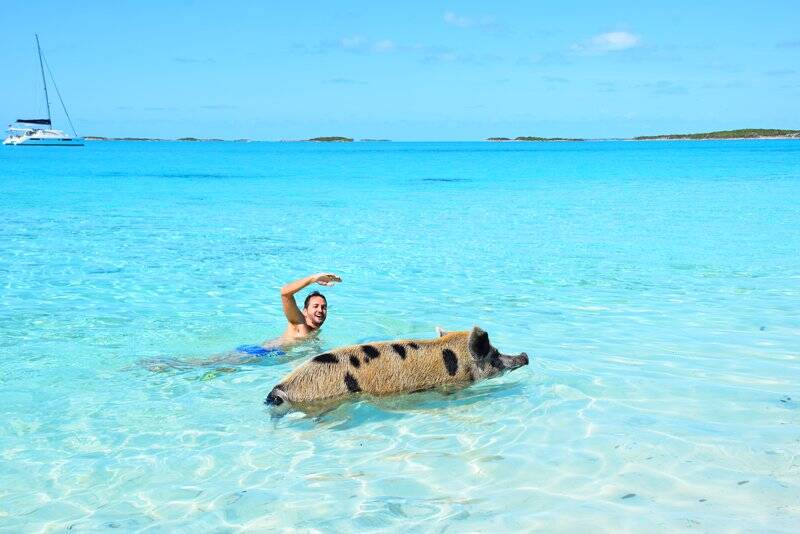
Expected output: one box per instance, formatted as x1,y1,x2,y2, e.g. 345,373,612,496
4,34,83,146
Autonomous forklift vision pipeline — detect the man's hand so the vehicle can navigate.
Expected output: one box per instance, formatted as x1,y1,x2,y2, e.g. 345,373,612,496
313,273,342,286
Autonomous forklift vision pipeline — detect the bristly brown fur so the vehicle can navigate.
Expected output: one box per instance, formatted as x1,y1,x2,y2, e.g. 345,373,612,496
274,331,476,404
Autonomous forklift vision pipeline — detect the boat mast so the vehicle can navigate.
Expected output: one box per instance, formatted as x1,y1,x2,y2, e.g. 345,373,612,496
35,34,52,126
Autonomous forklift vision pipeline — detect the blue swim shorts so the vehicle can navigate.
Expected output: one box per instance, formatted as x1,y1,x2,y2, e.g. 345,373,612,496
236,344,286,357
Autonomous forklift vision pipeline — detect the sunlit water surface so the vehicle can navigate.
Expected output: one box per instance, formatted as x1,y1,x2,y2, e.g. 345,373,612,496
1,141,799,531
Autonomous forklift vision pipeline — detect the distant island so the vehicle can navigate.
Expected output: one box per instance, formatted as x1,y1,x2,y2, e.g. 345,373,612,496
485,129,800,142
307,136,353,142
81,129,800,143
633,129,800,141
487,136,584,142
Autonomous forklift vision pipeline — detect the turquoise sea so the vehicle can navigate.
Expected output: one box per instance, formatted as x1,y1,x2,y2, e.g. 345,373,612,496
1,140,799,531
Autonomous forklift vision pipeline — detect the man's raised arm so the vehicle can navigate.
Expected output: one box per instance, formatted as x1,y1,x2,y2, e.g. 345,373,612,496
280,273,341,325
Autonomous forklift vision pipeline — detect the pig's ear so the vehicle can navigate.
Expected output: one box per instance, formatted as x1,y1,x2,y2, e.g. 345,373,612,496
435,326,448,337
468,326,492,358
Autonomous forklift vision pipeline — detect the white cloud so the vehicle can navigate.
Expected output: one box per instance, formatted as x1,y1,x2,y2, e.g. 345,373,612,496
339,35,367,50
444,11,473,28
372,40,396,53
302,35,497,65
435,51,459,62
595,31,640,51
572,31,641,55
335,35,395,54
640,80,687,95
443,10,497,31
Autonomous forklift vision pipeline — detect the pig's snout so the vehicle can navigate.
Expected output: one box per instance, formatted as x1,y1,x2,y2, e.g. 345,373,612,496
498,352,530,370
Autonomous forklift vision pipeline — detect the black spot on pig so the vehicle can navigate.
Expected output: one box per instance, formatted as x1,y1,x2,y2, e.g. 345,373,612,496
313,353,338,364
391,344,407,359
362,345,380,361
442,349,458,376
344,372,361,393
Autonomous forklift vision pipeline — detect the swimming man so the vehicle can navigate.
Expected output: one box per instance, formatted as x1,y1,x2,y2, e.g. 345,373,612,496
279,272,341,345
233,272,341,358
144,272,343,371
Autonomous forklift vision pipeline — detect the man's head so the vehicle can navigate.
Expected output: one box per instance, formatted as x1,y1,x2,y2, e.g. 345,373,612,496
302,291,328,328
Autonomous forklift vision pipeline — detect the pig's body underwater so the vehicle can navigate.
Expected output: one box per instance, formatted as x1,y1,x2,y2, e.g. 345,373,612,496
265,327,529,410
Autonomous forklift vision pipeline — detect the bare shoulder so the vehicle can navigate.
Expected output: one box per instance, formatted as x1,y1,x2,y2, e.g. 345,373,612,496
283,322,314,338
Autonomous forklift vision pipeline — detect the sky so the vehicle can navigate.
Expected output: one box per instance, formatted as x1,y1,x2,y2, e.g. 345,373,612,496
2,1,799,140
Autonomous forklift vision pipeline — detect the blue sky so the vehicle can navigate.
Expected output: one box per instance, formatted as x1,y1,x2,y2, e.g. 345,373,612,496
2,1,798,140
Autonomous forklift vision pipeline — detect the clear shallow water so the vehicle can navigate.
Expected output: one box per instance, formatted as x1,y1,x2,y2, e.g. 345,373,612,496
1,140,799,531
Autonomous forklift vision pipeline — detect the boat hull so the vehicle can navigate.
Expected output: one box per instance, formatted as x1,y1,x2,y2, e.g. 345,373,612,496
3,134,84,146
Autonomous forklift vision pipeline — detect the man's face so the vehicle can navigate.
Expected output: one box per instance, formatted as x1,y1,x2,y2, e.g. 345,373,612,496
303,296,328,328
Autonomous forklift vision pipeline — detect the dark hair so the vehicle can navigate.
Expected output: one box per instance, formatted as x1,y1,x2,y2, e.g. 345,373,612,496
303,291,327,309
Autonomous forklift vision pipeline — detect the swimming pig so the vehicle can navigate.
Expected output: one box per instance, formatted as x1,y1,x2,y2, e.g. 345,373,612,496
265,326,529,409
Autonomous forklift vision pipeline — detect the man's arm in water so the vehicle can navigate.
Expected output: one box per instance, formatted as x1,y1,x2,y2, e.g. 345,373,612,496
280,273,342,325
